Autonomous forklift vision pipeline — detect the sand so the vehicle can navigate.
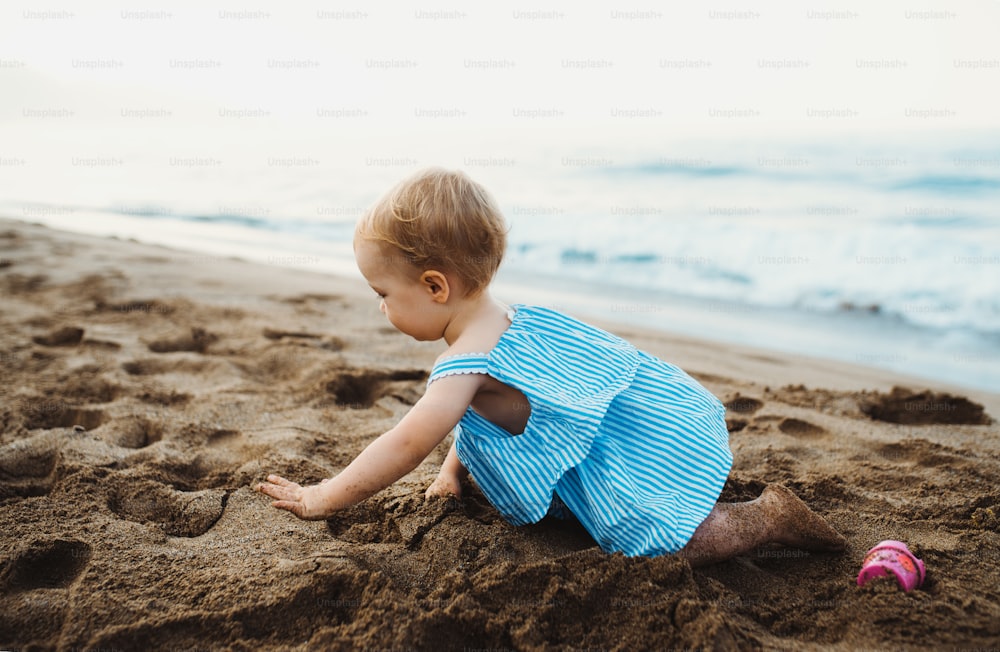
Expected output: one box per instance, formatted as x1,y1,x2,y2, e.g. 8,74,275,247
1,218,998,651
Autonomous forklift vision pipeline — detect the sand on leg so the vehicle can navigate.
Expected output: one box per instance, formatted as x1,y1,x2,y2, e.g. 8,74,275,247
677,484,847,567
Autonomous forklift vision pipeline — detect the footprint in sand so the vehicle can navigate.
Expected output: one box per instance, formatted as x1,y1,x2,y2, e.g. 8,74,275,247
874,438,966,468
0,435,59,499
777,417,827,437
0,539,91,592
726,418,749,433
122,357,212,375
273,292,343,305
724,395,765,433
32,326,84,346
3,273,48,294
263,328,345,351
59,373,120,404
136,389,192,406
147,327,218,354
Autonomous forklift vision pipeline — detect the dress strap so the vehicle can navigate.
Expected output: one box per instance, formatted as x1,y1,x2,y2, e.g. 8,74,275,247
427,353,490,385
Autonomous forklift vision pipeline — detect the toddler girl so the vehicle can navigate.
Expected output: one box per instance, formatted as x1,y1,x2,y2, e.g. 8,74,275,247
257,168,846,565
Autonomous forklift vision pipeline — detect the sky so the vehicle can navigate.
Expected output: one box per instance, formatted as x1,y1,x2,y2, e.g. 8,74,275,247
1,0,998,223
2,0,999,149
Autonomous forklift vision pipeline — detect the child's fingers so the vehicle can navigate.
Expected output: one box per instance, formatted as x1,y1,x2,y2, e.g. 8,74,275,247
257,481,298,502
271,500,304,517
256,483,277,499
266,474,296,487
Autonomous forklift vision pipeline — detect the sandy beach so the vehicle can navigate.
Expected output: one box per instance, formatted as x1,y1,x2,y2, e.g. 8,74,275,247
1,217,998,651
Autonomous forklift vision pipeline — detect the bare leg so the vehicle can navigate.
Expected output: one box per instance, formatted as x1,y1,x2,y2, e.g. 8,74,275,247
677,484,846,567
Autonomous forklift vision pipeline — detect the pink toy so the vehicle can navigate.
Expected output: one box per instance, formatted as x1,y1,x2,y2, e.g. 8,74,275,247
856,540,926,592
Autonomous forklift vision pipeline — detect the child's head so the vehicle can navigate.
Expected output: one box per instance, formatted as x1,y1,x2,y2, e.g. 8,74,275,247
355,168,507,297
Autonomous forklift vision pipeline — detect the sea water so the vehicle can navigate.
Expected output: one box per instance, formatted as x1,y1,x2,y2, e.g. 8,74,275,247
2,127,998,391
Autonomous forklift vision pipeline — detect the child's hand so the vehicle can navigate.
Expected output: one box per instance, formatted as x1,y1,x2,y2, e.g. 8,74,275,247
256,474,333,520
425,472,462,500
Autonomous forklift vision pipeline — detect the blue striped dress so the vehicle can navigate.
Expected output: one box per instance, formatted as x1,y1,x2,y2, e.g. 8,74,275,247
427,304,733,557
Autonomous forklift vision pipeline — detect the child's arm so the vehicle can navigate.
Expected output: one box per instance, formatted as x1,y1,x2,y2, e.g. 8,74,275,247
257,374,479,520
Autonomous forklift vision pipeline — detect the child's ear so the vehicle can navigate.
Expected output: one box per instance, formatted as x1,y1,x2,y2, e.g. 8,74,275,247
420,270,450,303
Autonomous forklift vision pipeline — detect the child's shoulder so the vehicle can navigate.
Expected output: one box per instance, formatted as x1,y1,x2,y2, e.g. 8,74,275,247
429,344,492,388
436,303,520,364
433,346,490,365
433,334,498,367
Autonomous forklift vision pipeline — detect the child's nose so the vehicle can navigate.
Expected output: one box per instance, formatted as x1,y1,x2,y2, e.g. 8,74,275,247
379,299,386,314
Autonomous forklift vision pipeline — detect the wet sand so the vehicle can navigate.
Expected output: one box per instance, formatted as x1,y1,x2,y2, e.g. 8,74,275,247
1,218,998,651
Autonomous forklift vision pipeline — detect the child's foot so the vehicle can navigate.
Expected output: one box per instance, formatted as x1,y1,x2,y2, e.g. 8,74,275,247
760,484,847,552
425,473,462,500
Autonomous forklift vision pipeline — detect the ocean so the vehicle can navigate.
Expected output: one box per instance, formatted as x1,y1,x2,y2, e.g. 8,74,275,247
2,127,998,391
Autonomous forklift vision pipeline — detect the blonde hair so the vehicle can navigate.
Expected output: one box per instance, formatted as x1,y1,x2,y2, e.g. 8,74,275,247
356,168,508,296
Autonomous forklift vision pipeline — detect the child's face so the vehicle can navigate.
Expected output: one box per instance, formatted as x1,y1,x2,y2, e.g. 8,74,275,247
353,237,447,341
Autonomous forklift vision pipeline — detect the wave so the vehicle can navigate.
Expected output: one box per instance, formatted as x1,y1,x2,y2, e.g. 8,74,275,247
890,175,1000,194
599,162,746,178
590,157,1000,199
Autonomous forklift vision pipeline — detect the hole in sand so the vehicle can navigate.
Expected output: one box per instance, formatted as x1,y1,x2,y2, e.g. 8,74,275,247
724,395,764,414
113,418,165,449
325,369,427,409
207,429,240,446
122,358,211,376
22,402,107,431
108,480,228,537
860,387,990,425
1,539,91,592
325,374,375,408
122,360,157,375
